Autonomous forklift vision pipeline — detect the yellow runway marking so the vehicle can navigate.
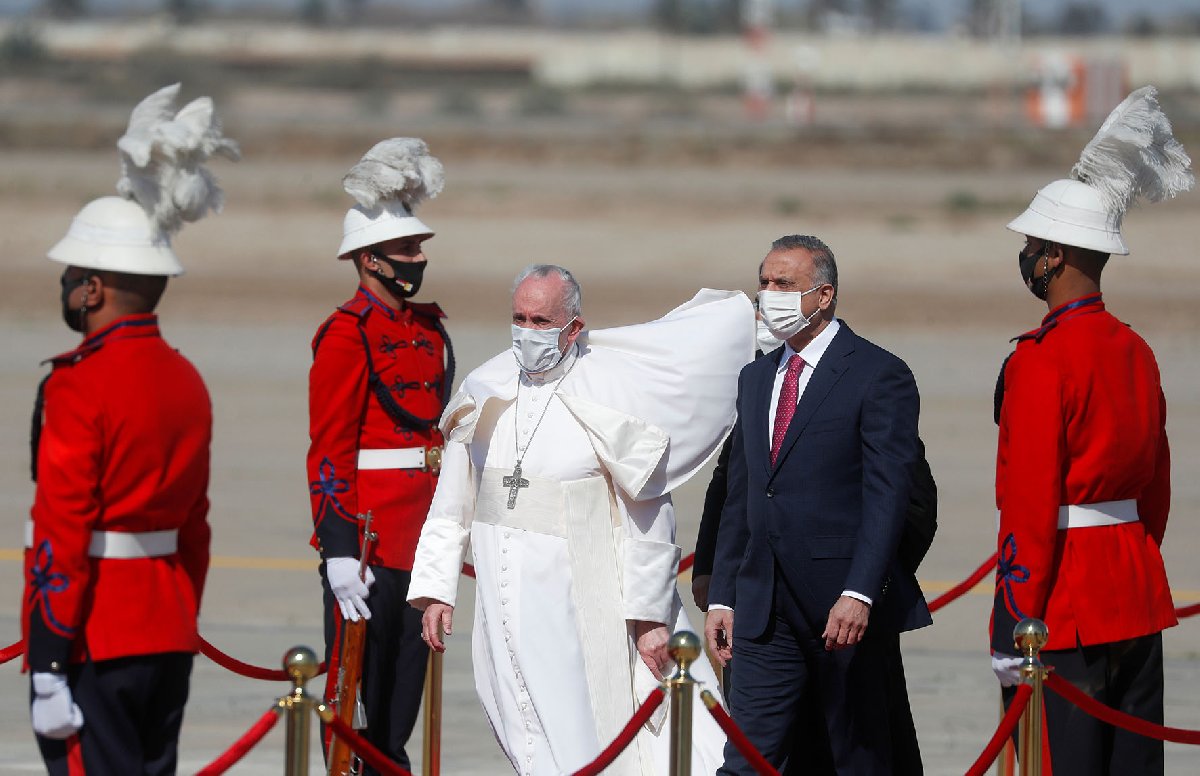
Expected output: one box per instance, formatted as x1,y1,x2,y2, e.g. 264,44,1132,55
1,548,1197,603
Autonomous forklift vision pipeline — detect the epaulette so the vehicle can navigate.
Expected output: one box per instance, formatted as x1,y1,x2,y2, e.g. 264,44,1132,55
41,340,105,369
408,301,446,320
1011,322,1057,345
1010,294,1105,345
337,296,373,319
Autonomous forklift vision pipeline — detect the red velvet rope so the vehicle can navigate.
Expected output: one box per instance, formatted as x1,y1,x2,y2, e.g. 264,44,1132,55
964,684,1031,776
1045,673,1200,744
199,637,327,681
1175,602,1200,620
326,714,416,776
0,639,24,665
571,687,666,776
703,692,781,776
194,706,281,776
927,553,997,613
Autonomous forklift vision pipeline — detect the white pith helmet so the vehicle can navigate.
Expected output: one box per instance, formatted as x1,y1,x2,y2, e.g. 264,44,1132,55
336,137,443,260
1007,85,1192,257
337,200,434,258
47,83,238,277
48,196,185,276
1006,179,1129,255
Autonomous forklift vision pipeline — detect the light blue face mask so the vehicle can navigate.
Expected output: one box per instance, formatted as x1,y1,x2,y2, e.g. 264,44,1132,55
758,286,823,340
511,317,576,374
755,318,783,354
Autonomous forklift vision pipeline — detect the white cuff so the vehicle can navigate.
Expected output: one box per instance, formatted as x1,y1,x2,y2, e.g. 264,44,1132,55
842,589,873,606
407,517,469,609
708,603,733,612
621,537,681,624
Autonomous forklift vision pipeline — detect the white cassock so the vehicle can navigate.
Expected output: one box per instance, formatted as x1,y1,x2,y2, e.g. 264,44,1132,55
408,289,754,776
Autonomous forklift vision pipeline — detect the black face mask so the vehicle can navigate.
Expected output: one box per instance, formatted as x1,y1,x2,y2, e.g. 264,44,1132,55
1018,246,1052,301
59,273,91,333
368,253,426,299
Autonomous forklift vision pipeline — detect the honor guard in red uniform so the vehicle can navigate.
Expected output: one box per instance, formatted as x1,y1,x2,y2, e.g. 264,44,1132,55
22,84,237,776
991,86,1193,776
308,138,452,772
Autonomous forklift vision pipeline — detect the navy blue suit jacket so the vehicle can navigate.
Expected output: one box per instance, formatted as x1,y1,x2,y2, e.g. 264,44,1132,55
709,322,932,639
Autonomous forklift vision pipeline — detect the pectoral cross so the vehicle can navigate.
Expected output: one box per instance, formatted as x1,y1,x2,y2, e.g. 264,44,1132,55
503,462,530,509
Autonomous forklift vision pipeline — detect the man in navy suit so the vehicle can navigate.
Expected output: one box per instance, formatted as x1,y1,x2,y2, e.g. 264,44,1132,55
705,235,931,774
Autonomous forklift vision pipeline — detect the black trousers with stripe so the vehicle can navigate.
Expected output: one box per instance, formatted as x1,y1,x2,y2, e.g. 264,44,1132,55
322,564,428,774
1003,632,1164,776
35,652,193,776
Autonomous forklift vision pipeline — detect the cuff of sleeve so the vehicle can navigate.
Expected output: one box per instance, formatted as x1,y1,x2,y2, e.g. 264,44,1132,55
708,603,733,612
842,589,873,607
315,504,360,560
27,617,72,674
407,517,469,609
621,538,681,624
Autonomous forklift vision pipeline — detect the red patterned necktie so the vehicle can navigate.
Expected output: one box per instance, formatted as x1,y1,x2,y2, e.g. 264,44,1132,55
771,354,805,465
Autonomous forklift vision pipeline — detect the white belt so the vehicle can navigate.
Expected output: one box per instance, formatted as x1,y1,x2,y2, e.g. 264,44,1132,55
24,521,179,559
357,447,432,470
1058,499,1139,529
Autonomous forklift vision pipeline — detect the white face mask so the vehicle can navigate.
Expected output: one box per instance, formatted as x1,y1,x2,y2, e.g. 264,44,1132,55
758,286,824,341
511,317,576,374
755,318,783,354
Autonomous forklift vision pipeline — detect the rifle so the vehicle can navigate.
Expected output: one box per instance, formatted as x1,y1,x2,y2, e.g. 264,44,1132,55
327,511,377,776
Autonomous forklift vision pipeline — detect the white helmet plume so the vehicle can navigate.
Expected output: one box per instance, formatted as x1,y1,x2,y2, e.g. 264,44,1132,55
1070,85,1194,230
116,82,241,240
342,138,445,211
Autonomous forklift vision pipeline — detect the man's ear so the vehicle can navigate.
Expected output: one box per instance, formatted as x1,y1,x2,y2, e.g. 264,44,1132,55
819,283,836,310
81,273,104,310
1045,241,1066,267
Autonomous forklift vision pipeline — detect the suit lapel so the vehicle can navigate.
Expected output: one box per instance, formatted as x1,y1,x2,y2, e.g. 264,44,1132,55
747,349,783,475
770,326,855,475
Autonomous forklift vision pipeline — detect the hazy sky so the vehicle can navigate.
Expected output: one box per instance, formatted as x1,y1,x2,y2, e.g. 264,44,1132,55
0,0,1193,29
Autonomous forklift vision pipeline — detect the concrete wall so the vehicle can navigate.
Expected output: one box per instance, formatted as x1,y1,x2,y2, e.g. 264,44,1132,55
8,21,1200,91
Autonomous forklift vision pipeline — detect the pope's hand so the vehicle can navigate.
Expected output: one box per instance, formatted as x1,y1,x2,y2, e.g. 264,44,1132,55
634,621,671,680
704,609,734,667
31,673,83,740
691,574,711,610
822,595,869,651
633,618,672,681
422,603,454,652
326,557,375,622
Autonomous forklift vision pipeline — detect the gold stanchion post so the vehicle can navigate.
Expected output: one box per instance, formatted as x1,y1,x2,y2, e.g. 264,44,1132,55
422,627,444,776
281,645,321,776
997,694,1016,776
667,631,701,776
1014,618,1049,776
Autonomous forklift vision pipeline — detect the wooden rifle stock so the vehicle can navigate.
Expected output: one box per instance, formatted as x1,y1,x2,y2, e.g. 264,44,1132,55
327,512,376,776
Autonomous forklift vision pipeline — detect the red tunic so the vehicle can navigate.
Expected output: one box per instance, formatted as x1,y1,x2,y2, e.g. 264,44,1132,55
992,294,1175,653
306,287,448,570
23,314,212,671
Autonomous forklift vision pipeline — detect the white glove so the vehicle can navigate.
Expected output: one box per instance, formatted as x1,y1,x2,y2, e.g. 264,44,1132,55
31,672,83,740
326,557,375,622
991,653,1025,687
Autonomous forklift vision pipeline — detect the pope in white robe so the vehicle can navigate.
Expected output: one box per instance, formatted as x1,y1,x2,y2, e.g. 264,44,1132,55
408,274,754,776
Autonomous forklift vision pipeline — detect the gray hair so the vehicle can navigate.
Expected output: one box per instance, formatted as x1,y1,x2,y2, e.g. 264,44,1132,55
769,235,838,293
512,264,583,319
